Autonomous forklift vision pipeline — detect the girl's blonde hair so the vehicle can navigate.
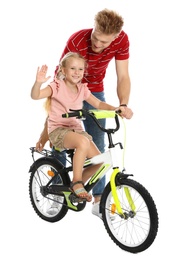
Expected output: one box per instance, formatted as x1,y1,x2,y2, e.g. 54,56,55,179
44,52,87,113
44,97,51,113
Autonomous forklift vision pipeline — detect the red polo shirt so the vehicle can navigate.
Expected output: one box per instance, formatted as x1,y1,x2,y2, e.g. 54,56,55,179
58,29,129,92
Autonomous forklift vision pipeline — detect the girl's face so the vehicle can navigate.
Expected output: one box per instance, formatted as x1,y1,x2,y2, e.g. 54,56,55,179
62,57,85,85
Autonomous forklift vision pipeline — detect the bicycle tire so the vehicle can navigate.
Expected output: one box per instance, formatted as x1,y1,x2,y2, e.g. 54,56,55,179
29,158,68,223
100,178,159,253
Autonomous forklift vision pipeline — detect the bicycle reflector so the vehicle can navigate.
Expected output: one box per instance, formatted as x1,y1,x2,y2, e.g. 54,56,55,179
111,203,116,214
47,170,55,177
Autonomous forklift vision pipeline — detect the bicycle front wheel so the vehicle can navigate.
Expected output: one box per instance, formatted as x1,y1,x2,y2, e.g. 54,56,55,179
100,178,159,253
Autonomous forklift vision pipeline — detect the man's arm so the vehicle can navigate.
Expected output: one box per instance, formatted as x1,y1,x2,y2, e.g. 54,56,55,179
36,118,50,151
115,59,133,119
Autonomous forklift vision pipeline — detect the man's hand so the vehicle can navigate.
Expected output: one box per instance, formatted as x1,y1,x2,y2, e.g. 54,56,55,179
118,106,133,119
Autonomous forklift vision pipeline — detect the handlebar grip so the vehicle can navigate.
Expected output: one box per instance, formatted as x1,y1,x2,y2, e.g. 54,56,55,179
62,111,83,118
116,109,122,114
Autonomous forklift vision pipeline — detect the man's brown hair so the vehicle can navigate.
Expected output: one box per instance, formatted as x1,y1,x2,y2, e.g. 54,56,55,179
94,9,124,35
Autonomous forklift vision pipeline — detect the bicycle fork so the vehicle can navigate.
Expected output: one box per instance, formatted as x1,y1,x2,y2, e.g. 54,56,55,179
110,168,135,219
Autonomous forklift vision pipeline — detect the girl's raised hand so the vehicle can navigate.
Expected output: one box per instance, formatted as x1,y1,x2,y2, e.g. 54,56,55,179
36,65,51,83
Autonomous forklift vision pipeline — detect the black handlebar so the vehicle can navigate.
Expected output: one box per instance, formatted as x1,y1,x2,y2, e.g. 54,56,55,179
62,109,120,134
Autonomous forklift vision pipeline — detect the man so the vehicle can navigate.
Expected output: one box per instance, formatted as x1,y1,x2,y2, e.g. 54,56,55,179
36,8,133,218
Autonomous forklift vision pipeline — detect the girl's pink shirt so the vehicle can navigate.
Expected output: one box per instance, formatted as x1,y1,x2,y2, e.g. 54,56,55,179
48,78,91,134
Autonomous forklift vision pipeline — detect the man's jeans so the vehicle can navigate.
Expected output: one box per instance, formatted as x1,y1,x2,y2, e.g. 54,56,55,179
83,91,106,197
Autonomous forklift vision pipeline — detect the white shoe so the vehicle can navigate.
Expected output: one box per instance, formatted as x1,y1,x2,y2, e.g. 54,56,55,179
92,201,116,221
92,202,102,219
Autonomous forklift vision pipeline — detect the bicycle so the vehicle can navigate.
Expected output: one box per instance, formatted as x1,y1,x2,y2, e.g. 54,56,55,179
28,109,159,253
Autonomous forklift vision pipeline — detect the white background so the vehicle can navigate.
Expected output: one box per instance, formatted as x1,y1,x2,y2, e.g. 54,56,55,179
0,0,176,259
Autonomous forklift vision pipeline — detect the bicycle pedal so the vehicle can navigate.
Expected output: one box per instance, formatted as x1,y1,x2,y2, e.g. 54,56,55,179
69,193,86,203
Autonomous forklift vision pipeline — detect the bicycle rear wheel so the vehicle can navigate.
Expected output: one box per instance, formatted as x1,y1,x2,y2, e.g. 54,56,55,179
29,158,68,222
100,178,159,253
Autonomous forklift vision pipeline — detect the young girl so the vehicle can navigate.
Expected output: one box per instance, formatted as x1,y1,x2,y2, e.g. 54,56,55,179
31,52,118,202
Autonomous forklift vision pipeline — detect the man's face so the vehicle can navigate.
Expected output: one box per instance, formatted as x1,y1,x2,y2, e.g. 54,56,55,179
91,27,118,53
